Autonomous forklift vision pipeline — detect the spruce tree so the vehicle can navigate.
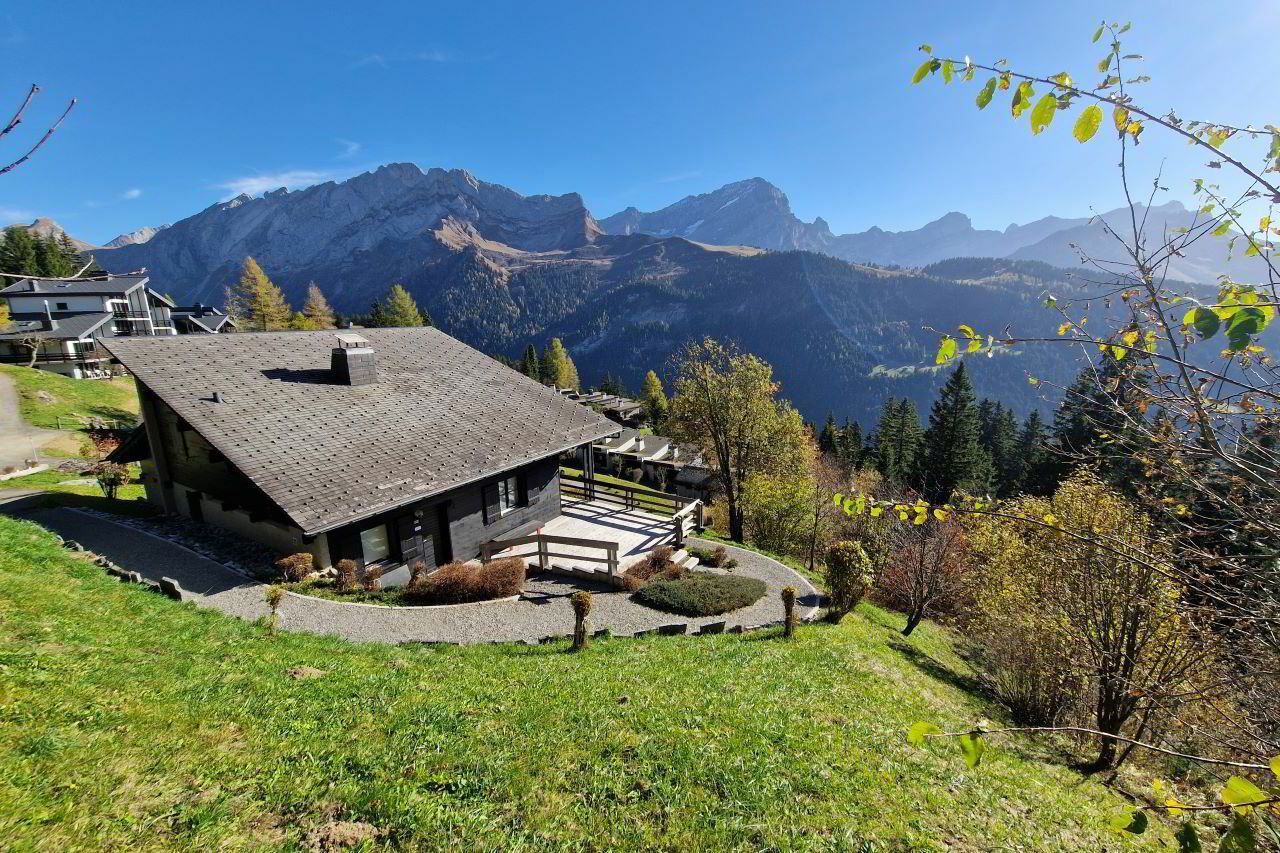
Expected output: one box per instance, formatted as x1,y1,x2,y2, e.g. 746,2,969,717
300,283,336,329
977,399,1020,496
57,232,82,273
918,363,989,503
370,284,426,327
0,227,39,277
872,398,923,487
1011,409,1053,496
519,344,541,382
818,414,839,455
837,418,864,470
641,370,667,425
600,372,627,396
225,257,292,331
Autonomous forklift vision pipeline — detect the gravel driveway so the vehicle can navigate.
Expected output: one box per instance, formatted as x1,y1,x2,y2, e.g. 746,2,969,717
4,502,822,645
0,373,62,469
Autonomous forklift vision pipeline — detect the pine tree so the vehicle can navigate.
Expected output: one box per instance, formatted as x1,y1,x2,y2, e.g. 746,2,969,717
977,399,1020,496
1011,409,1053,496
224,257,292,331
600,372,627,396
818,414,839,455
872,397,923,486
836,418,864,471
640,370,667,425
0,227,39,277
1049,359,1149,490
539,338,579,390
918,363,990,503
519,344,541,382
300,283,336,329
33,234,74,277
369,284,426,327
57,232,82,273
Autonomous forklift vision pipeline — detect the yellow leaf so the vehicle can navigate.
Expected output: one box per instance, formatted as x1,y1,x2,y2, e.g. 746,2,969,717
1057,322,1072,335
1043,513,1059,526
933,508,948,521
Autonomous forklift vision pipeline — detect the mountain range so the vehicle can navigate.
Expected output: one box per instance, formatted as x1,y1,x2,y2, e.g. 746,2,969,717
10,164,1246,423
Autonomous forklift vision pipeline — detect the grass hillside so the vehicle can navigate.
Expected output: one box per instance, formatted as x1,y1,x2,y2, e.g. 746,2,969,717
0,364,139,429
0,515,1161,850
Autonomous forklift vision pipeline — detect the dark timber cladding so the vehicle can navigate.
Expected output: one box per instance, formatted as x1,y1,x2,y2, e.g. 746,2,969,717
101,327,618,535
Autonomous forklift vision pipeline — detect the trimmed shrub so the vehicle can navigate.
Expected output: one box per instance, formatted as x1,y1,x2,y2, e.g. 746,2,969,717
406,558,527,605
635,572,766,616
689,545,737,569
622,546,685,592
335,559,358,593
362,565,384,592
275,552,314,583
408,560,429,590
823,541,873,624
571,590,592,651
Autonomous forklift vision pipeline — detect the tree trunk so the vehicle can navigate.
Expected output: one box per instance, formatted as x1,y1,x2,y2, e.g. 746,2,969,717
727,496,745,543
902,607,924,636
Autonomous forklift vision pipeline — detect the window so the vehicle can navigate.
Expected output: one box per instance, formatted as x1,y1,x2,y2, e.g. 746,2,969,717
359,524,390,564
56,302,68,310
497,475,520,515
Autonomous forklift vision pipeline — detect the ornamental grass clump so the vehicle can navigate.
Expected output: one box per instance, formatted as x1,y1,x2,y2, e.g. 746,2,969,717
264,584,286,635
275,552,314,583
334,559,358,593
362,565,384,593
570,590,593,651
622,545,685,592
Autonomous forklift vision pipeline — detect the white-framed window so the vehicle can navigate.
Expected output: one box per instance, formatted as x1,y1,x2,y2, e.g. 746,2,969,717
359,524,390,564
497,475,520,515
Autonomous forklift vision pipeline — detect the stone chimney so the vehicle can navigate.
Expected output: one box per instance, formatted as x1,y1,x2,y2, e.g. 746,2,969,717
42,300,58,331
331,332,377,386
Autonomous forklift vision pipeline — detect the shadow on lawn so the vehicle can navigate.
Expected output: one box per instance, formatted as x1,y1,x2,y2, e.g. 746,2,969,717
889,637,989,699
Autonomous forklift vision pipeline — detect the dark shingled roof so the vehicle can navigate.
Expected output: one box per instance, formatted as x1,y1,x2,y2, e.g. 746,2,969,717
1,275,148,297
102,328,617,534
0,311,113,341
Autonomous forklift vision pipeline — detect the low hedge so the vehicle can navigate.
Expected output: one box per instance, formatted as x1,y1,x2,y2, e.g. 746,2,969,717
634,572,766,616
404,557,526,605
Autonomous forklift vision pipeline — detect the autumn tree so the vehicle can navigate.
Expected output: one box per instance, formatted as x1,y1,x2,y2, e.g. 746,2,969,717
368,284,428,327
877,516,971,636
225,257,291,331
540,338,580,391
667,338,809,541
640,369,668,426
299,283,336,329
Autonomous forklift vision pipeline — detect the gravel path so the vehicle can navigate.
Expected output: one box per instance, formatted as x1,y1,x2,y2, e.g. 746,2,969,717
3,502,822,644
0,373,62,469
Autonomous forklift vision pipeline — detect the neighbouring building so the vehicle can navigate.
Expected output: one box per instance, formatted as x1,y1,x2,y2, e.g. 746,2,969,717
104,328,620,586
0,275,234,378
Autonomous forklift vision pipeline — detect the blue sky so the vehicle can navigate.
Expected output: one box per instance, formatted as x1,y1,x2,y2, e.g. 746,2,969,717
3,1,1276,245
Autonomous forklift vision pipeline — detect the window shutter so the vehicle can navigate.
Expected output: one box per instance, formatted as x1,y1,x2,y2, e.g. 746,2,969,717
482,483,500,525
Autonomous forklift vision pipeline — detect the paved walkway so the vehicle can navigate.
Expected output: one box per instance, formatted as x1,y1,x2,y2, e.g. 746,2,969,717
0,373,62,469
1,498,821,645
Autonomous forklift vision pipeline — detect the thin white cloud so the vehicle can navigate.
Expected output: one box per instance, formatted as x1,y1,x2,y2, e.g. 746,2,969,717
349,48,467,70
215,169,336,198
0,206,34,223
121,188,142,200
657,170,703,184
336,138,361,159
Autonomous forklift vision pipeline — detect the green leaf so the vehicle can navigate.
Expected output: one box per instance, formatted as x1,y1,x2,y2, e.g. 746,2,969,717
957,732,985,768
1218,815,1256,853
1174,822,1202,853
1270,755,1280,781
1222,775,1267,813
1228,307,1267,340
936,336,957,364
1107,808,1149,835
912,59,934,84
1183,306,1221,340
1113,105,1130,131
907,722,942,746
1030,94,1058,135
1073,105,1103,142
1213,222,1233,237
1092,23,1105,43
976,77,997,109
1011,81,1034,118
941,59,953,83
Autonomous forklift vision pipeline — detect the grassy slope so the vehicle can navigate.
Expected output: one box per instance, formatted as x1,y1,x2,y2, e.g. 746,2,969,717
0,364,139,429
0,515,1161,850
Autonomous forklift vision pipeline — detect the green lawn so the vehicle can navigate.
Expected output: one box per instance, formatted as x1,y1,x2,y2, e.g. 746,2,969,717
0,515,1163,849
0,364,139,429
0,467,152,516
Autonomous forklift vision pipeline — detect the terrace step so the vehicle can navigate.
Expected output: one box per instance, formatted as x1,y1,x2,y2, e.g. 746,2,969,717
671,549,700,571
544,562,626,589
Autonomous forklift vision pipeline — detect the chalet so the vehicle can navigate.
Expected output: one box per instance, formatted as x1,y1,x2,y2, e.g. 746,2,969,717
104,328,704,586
0,275,234,378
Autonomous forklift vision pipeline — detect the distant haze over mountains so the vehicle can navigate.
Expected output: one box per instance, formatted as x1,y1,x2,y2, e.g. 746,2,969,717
599,177,1258,283
14,162,1253,422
